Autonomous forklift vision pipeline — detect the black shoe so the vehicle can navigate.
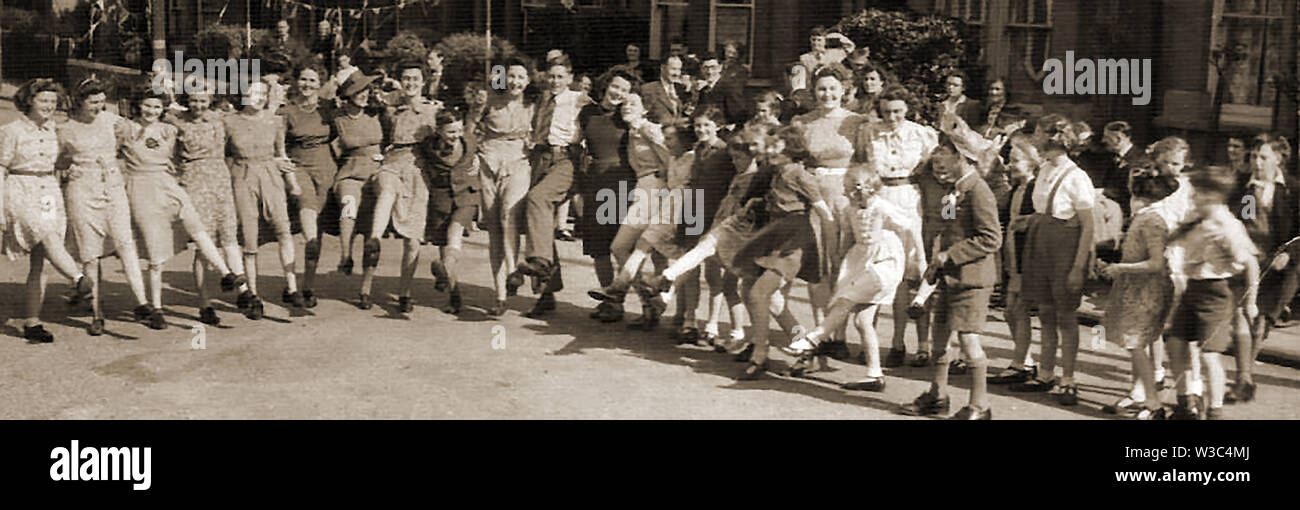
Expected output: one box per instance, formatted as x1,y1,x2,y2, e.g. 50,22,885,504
87,319,105,337
899,392,951,416
910,351,932,367
842,378,887,392
626,314,659,331
588,281,630,303
148,308,166,330
596,303,624,323
505,271,525,297
25,324,55,343
1103,398,1141,415
236,290,255,311
737,361,768,381
486,300,507,317
199,307,220,326
1055,384,1079,406
949,359,970,375
134,304,155,323
950,406,992,420
733,343,755,363
398,296,414,313
1172,395,1202,420
787,356,817,377
884,348,906,368
1135,407,1169,420
1010,377,1057,393
524,293,556,318
245,297,264,320
338,258,354,275
73,275,94,301
221,273,246,292
820,340,851,361
988,366,1036,385
357,293,372,310
1225,382,1257,404
430,261,449,292
301,289,318,308
676,326,700,345
282,288,293,304
442,291,463,315
517,257,552,278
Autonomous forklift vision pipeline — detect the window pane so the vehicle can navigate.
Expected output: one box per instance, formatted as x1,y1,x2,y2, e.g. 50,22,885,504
1009,0,1028,24
715,7,752,65
1224,0,1263,15
1032,0,1049,24
1216,15,1284,105
971,0,986,22
716,0,754,4
656,4,689,59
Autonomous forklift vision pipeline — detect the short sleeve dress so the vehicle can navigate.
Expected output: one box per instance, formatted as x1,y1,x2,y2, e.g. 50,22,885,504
378,97,439,240
1103,204,1174,349
279,101,338,213
834,201,906,305
729,160,824,283
224,112,293,247
170,110,239,247
576,103,634,258
324,110,384,237
0,116,65,259
58,111,135,263
120,119,196,263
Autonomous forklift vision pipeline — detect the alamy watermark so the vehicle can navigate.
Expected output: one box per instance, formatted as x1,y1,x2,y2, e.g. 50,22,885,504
594,182,706,236
1041,51,1152,106
151,52,262,96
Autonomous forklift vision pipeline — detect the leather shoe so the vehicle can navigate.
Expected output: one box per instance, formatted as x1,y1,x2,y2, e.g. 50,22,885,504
737,361,768,381
842,378,886,392
899,392,950,416
949,406,992,420
25,324,55,343
883,348,906,368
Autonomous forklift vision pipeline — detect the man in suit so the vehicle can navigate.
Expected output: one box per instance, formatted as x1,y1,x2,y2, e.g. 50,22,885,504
695,53,747,127
900,138,1003,420
940,71,983,130
640,56,689,130
1096,120,1144,217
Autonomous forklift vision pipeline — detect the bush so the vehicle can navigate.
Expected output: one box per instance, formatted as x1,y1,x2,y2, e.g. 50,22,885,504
833,8,982,125
191,23,271,62
385,31,430,66
1,7,47,36
432,32,528,104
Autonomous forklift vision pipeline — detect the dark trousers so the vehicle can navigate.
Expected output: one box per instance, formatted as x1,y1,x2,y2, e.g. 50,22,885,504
525,148,575,263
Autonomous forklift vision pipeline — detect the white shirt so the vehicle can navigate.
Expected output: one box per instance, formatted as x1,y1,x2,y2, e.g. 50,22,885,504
543,89,585,147
1032,154,1095,220
857,119,939,179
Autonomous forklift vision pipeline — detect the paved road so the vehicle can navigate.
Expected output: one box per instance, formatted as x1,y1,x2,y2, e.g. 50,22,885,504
3,232,1299,419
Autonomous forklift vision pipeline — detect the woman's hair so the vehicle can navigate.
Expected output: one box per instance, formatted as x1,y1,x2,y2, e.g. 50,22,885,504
13,78,65,114
985,77,1008,100
812,63,853,88
694,105,726,127
70,77,108,112
729,122,769,151
1248,133,1292,165
392,58,428,83
844,164,883,196
1034,113,1082,153
1128,158,1179,201
435,109,463,126
1186,167,1237,200
239,81,270,111
1146,136,1190,161
876,84,914,109
294,63,328,81
752,90,783,119
130,85,171,118
772,123,812,164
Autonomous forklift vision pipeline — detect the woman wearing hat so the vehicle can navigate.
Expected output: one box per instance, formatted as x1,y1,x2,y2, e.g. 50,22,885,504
0,78,94,343
224,81,303,320
329,70,385,308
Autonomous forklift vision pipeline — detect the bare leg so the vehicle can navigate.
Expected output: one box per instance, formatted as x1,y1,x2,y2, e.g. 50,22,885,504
1057,306,1081,384
149,263,164,308
24,248,49,327
488,224,507,301
1037,303,1060,382
38,233,83,281
399,238,421,298
244,254,259,296
958,332,990,409
744,270,785,366
193,255,210,308
855,305,883,377
85,260,103,321
1129,344,1161,410
299,208,321,290
278,234,298,294
113,239,150,306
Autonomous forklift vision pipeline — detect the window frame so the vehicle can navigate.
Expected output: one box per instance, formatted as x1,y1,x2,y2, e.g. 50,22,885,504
649,0,690,61
935,0,988,25
708,0,756,69
1207,0,1287,107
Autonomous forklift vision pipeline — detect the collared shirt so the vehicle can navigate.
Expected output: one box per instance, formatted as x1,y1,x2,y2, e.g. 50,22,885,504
1032,153,1094,220
382,96,438,146
1251,171,1287,210
539,89,585,147
0,114,58,174
799,49,848,75
1167,205,1257,280
855,119,938,179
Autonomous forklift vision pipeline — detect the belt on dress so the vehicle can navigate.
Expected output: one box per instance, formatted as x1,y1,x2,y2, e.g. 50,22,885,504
814,167,847,177
6,169,56,177
882,176,911,186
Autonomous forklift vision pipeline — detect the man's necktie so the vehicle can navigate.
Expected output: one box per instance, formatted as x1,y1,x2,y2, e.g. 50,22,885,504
535,93,557,146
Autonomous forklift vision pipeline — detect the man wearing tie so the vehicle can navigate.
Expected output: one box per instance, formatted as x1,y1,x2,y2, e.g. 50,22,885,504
512,55,591,317
640,56,689,130
1099,120,1143,217
695,53,748,127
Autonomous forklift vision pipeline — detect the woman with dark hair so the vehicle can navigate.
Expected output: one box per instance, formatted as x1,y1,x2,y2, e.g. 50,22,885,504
577,71,636,323
170,81,249,323
978,77,1011,138
1097,160,1180,419
940,70,982,128
0,78,92,343
854,84,938,367
224,81,304,320
472,58,535,316
58,78,153,335
329,71,383,305
280,63,338,308
845,61,888,120
792,63,872,361
360,59,439,313
123,87,244,326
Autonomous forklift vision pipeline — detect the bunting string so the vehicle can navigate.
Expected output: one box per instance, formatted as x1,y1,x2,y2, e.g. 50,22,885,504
280,0,439,16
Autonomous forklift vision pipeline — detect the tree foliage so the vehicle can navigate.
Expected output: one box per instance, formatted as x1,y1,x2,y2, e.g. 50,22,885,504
432,32,527,102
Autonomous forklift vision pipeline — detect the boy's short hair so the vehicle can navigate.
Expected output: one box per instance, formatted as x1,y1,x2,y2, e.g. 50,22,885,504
1248,133,1291,165
1186,167,1237,199
1103,120,1132,137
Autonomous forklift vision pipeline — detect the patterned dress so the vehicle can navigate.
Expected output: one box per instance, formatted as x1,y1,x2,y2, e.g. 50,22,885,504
58,111,135,263
1103,203,1175,349
379,96,438,240
171,110,239,247
0,115,65,259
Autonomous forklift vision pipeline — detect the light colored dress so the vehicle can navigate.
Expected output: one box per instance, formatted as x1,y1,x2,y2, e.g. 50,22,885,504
796,108,866,279
0,115,65,259
58,110,135,263
120,119,194,263
834,198,914,304
1104,203,1175,349
224,112,292,250
475,96,534,225
378,96,438,240
171,110,238,246
855,119,938,280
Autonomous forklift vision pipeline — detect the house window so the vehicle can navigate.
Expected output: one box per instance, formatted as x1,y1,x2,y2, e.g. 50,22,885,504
1210,0,1287,107
935,0,987,24
649,0,689,61
1006,0,1052,70
710,0,755,68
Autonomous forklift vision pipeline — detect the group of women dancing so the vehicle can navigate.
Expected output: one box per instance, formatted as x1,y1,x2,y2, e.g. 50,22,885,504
1,45,1286,420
